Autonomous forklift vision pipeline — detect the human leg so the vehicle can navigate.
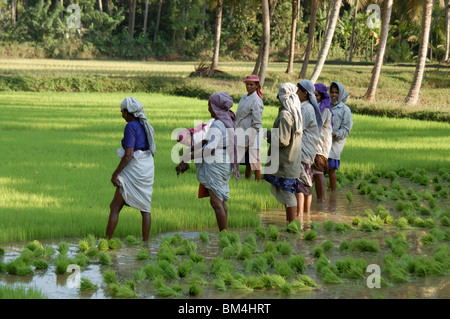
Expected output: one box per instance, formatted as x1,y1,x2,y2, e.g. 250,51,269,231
140,211,151,242
314,173,326,202
208,189,228,231
295,192,304,228
285,206,296,224
106,187,125,239
329,168,337,191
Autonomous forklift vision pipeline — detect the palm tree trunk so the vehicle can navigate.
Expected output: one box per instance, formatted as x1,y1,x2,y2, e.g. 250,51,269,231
153,0,163,43
211,0,224,71
258,0,271,87
349,0,358,62
309,0,342,83
107,0,113,15
128,0,136,38
364,0,393,102
445,0,450,62
143,0,149,37
11,0,16,27
253,0,277,75
98,0,103,15
405,0,433,105
286,0,299,74
299,0,318,79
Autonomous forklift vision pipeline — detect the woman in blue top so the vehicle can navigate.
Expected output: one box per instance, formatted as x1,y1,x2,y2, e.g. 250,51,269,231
106,97,156,242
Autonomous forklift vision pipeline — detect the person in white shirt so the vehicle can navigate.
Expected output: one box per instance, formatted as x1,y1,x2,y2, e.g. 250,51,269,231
236,74,264,181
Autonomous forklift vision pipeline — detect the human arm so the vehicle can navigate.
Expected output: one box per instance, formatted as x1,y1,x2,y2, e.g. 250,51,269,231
333,107,353,140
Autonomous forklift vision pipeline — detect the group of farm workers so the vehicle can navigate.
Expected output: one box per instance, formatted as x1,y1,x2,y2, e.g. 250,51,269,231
105,76,353,242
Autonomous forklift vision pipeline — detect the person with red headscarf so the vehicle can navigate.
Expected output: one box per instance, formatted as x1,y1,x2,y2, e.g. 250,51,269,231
236,74,264,181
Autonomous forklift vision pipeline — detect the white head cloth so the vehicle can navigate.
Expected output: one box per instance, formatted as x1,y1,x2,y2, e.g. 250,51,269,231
120,97,156,155
278,82,303,136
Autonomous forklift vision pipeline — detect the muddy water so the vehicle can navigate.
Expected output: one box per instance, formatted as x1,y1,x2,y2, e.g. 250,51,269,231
1,189,449,299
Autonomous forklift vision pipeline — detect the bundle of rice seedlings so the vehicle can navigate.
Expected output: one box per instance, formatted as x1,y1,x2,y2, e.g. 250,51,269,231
136,247,151,260
424,218,436,228
78,240,90,253
187,272,208,286
352,216,362,226
386,266,410,283
102,269,118,285
419,206,432,216
58,242,70,255
440,216,450,227
219,235,231,248
86,247,99,257
133,268,147,283
286,220,302,234
230,277,253,292
115,283,138,298
395,217,410,230
267,225,280,241
74,253,90,267
189,252,204,263
433,183,443,192
321,240,333,251
261,252,275,267
99,251,113,266
97,239,109,251
143,263,164,280
199,231,209,243
288,255,305,273
428,198,438,209
276,241,292,255
243,234,257,251
0,247,4,256
422,190,434,200
125,235,140,245
190,261,208,275
259,274,286,289
291,274,320,291
274,261,293,278
323,220,335,231
352,239,381,253
255,225,266,238
176,260,192,278
334,223,352,233
244,256,269,274
157,243,176,263
395,200,414,213
19,249,34,264
303,230,317,241
222,242,241,259
168,234,183,245
438,189,449,198
322,267,343,284
420,234,437,246
33,259,49,270
313,245,324,258
245,276,265,289
27,240,43,252
263,241,277,254
279,283,293,295
210,257,234,276
336,257,367,279
6,259,34,276
80,278,99,291
385,233,409,257
385,171,397,182
346,191,354,203
188,282,203,296
237,244,254,260
339,240,351,250
212,278,227,291
108,238,122,250
55,254,72,274
430,228,446,241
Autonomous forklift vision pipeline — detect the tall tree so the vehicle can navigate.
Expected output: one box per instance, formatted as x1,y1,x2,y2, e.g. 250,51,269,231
405,0,434,105
211,0,224,71
364,0,393,102
445,0,450,62
309,0,342,83
99,0,103,15
11,0,17,27
153,0,163,42
128,0,136,37
258,0,271,87
347,0,369,62
253,0,277,76
286,0,299,74
299,0,319,79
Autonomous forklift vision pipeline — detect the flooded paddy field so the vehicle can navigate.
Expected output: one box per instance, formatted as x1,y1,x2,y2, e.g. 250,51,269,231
1,176,449,299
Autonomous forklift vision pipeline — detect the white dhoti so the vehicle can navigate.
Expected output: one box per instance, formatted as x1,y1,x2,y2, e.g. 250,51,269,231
116,149,154,212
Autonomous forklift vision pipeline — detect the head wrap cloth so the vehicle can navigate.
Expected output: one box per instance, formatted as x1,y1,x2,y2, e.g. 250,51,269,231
208,92,240,180
298,79,323,136
314,83,334,128
277,82,303,136
120,97,156,155
330,81,349,105
243,74,263,100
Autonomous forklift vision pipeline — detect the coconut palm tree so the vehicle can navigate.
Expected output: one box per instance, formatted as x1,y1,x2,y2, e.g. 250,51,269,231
258,0,271,87
309,0,342,83
299,0,319,79
346,0,369,62
286,0,299,74
404,0,434,105
253,0,277,76
153,0,163,42
364,0,393,102
128,0,136,37
445,0,450,62
211,0,224,71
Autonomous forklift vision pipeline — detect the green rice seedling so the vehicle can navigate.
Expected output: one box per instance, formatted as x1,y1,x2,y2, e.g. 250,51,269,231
323,220,335,231
125,235,141,245
360,220,375,232
419,206,432,216
169,234,183,245
97,239,109,251
187,272,208,286
143,263,164,280
0,247,4,256
336,257,367,279
321,240,333,251
395,200,414,213
286,220,302,234
80,278,99,291
440,216,450,227
74,253,90,267
433,183,443,192
43,246,55,259
189,252,204,263
219,235,231,248
334,222,352,233
279,283,293,295
19,248,34,264
86,247,99,257
276,241,292,255
352,239,381,253
315,255,331,273
339,240,351,250
322,267,344,284
33,259,49,270
245,256,269,274
190,261,208,275
102,269,118,285
346,191,354,203
260,274,286,289
292,274,320,290
424,218,436,228
429,228,446,241
78,240,90,253
245,276,265,289
210,257,234,276
212,278,227,291
386,266,411,283
428,198,438,209
0,285,46,299
304,230,317,241
84,235,96,248
226,232,241,244
313,246,324,258
243,234,257,250
385,171,397,182
58,242,70,255
222,242,241,259
267,225,280,241
162,263,179,279
115,284,138,298
27,240,43,252
352,216,362,226
177,260,193,278
108,238,122,250
199,231,209,243
310,221,320,230
133,268,147,284
188,282,203,296
136,247,151,260
99,251,113,266
423,190,433,200
395,217,410,230
254,225,266,238
230,278,253,292
275,260,294,278
55,254,72,274
385,233,409,257
157,242,176,263
438,189,448,198
263,240,277,254
420,233,436,246
288,255,306,273
237,243,254,260
6,259,34,276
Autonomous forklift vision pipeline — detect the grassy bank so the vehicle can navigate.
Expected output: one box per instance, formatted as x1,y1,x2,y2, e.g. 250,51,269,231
0,59,448,122
0,92,449,243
